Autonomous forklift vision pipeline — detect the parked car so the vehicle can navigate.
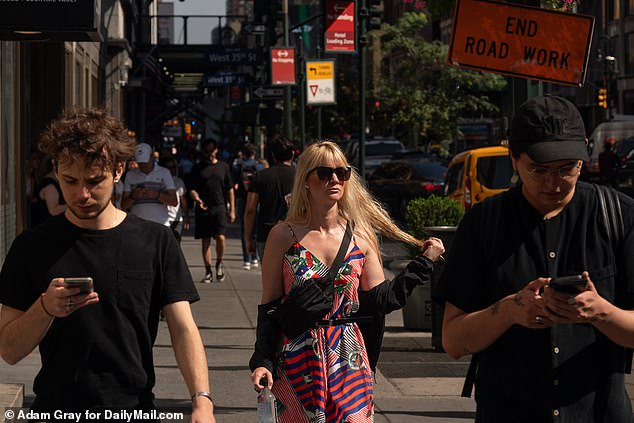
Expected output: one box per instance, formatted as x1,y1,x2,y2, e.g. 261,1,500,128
347,138,406,177
367,159,447,220
390,149,450,165
444,145,513,209
584,119,634,182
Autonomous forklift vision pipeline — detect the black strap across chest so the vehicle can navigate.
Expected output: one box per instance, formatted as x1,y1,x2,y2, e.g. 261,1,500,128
325,221,354,284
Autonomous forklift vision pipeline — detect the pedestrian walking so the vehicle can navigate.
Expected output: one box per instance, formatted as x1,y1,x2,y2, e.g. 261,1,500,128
434,95,634,422
232,143,264,270
243,135,296,262
0,108,215,422
160,156,190,242
189,138,236,283
249,140,444,423
599,137,619,187
121,142,178,226
31,156,66,227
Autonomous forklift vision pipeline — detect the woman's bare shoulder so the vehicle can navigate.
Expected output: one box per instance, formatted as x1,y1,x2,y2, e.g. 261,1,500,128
267,222,297,249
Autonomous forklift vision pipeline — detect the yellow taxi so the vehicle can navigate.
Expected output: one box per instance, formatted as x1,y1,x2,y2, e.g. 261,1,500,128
444,145,513,209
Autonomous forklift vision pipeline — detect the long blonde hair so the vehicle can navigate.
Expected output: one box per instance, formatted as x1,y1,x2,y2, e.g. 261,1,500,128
285,141,424,258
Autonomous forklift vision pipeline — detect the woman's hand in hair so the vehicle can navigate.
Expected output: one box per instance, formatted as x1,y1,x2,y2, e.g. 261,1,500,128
421,237,445,262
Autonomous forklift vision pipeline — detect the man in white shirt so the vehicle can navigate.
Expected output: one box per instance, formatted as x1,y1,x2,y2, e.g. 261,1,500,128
122,143,177,225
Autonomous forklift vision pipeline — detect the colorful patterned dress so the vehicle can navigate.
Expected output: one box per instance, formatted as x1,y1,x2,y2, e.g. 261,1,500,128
271,226,374,423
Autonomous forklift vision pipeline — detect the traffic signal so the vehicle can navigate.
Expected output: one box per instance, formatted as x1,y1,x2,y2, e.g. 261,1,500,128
367,0,383,31
597,88,608,109
184,123,192,135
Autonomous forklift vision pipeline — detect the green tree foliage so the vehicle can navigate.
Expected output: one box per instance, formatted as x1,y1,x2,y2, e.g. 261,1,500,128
376,12,507,145
541,0,578,11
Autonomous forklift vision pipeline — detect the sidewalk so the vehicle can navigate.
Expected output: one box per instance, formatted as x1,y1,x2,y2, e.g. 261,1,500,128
2,226,633,422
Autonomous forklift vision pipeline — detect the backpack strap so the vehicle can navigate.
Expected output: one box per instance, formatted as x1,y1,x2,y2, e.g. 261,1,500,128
595,184,624,251
594,184,631,373
461,353,479,397
461,191,507,397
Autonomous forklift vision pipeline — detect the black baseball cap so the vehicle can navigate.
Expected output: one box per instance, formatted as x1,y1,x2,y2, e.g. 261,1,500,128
509,95,589,163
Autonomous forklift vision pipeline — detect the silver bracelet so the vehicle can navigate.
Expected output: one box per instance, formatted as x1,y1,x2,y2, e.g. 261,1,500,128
191,391,213,403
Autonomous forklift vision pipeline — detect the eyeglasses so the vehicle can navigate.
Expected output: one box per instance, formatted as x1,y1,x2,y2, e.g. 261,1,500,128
525,162,581,181
310,166,352,181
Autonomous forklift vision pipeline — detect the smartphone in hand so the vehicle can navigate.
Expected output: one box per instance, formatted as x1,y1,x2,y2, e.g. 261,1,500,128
549,275,585,295
64,277,94,294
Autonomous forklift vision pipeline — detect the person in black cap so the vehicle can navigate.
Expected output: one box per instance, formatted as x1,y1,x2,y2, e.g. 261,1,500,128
434,95,634,422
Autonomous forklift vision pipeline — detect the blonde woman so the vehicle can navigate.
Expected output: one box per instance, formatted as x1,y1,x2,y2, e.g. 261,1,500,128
249,141,444,422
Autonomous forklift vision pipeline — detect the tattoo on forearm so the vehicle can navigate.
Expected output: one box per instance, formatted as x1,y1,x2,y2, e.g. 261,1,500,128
513,293,524,307
491,301,501,316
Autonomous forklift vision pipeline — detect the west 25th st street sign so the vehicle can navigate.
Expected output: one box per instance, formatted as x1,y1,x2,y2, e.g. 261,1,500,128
448,0,594,86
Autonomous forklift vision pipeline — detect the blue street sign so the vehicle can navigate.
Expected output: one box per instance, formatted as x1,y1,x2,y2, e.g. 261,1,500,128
205,73,249,86
207,48,261,66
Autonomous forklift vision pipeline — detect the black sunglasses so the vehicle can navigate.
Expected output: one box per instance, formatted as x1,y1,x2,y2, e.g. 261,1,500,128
310,166,352,181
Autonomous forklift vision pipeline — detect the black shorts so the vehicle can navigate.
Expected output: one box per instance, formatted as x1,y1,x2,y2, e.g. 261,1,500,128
194,205,227,239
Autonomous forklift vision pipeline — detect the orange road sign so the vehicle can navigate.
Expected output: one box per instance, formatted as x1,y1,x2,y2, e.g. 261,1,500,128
448,0,594,86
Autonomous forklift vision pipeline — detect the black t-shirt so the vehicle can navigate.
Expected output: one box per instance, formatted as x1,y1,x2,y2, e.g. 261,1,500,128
190,160,233,208
433,182,634,423
249,164,295,242
231,159,259,201
0,214,199,412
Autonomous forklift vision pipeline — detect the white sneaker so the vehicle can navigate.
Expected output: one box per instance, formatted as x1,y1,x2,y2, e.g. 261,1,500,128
201,272,213,284
216,263,225,282
251,259,259,268
242,261,251,270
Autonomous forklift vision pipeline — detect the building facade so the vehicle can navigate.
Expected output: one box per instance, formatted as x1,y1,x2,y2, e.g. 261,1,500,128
0,0,141,258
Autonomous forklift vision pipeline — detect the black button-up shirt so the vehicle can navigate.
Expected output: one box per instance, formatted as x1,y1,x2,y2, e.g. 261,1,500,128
434,182,634,423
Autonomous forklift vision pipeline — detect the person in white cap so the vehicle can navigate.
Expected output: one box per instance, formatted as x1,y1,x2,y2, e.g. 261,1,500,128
121,142,177,226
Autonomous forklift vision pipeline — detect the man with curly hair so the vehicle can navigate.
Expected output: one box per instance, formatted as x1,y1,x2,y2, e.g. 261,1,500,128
0,108,216,422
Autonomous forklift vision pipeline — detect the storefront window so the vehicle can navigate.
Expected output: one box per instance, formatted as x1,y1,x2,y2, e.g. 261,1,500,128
0,41,17,258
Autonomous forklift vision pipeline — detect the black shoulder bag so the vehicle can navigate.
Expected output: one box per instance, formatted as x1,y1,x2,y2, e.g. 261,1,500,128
271,221,353,339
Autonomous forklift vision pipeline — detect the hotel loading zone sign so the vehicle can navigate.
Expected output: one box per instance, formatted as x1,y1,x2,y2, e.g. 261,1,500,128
306,60,336,105
324,0,356,53
448,0,594,86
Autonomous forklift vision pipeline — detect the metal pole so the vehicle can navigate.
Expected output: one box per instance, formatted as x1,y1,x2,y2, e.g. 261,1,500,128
298,34,306,150
282,0,293,140
358,0,367,181
183,16,188,46
316,45,322,140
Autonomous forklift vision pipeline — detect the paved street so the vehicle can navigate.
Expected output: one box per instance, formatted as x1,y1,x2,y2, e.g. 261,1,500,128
2,224,634,422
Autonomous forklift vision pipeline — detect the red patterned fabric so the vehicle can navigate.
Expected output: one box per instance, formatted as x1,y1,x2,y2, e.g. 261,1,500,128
272,239,374,423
